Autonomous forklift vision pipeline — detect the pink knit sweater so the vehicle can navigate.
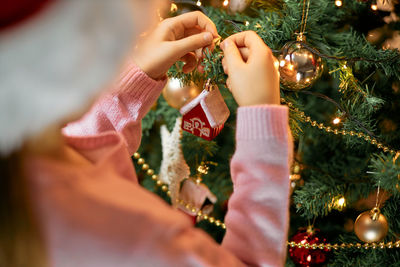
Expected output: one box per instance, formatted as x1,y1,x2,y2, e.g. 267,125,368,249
27,62,292,267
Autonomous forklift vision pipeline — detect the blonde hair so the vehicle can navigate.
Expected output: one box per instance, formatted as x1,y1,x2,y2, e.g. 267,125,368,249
0,150,47,267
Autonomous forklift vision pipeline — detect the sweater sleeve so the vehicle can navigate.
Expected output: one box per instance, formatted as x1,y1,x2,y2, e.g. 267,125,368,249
63,61,166,155
221,105,293,267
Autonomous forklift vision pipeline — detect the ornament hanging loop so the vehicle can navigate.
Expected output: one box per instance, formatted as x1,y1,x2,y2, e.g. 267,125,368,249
375,179,382,208
204,78,213,92
370,207,381,221
296,32,306,42
298,0,311,38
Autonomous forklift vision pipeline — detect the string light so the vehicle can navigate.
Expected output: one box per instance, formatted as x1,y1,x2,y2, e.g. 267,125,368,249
333,117,341,124
223,0,229,7
331,196,346,211
196,0,202,6
371,1,378,10
170,3,178,13
335,0,343,7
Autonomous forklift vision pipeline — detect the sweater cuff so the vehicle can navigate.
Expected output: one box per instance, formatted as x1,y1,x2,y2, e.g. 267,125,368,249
236,105,289,141
113,60,167,105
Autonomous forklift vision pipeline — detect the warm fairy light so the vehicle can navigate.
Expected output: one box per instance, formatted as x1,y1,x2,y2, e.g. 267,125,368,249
288,63,294,71
274,60,280,69
223,0,229,7
279,60,286,67
335,0,342,7
371,4,378,10
331,196,346,211
196,0,202,6
306,255,312,262
170,3,178,12
244,21,250,26
337,197,346,207
290,174,301,181
333,117,341,124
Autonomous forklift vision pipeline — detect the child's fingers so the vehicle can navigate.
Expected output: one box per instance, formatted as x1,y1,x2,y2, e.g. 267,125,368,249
222,31,268,63
175,32,213,58
195,48,203,59
184,26,203,37
172,11,219,38
222,57,228,74
220,39,243,68
238,47,249,62
226,77,232,91
224,31,264,50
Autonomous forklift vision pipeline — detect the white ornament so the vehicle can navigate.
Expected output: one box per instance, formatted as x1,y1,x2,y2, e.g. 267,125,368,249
158,117,190,206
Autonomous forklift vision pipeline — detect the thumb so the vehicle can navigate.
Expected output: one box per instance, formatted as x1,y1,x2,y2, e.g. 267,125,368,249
220,39,243,68
174,32,213,57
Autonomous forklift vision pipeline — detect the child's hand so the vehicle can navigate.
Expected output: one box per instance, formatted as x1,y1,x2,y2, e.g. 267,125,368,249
133,12,219,80
220,31,280,106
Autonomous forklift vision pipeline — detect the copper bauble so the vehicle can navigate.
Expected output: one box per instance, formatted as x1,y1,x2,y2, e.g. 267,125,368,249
354,207,389,243
162,78,202,109
278,42,323,90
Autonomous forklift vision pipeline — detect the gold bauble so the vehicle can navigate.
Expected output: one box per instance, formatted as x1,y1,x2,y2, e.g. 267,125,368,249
278,42,323,91
162,78,202,109
354,207,389,243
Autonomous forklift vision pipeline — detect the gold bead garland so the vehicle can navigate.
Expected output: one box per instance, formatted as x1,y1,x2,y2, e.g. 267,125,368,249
281,98,399,155
287,240,400,250
133,152,400,249
133,152,226,229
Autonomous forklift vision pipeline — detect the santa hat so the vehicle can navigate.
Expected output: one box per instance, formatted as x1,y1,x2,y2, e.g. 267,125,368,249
0,0,140,155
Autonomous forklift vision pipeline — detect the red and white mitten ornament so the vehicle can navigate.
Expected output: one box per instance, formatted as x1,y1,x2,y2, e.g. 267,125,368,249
180,80,230,141
178,179,217,225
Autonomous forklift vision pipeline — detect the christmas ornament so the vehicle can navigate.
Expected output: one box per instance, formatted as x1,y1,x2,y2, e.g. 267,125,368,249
278,41,323,90
180,80,230,141
354,207,389,243
288,227,329,266
158,117,190,206
178,178,217,224
228,0,250,12
162,77,202,110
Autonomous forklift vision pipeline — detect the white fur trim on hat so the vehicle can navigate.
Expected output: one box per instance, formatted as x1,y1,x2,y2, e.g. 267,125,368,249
0,0,136,155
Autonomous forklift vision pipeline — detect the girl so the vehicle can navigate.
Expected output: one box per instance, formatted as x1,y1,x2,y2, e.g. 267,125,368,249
0,0,292,266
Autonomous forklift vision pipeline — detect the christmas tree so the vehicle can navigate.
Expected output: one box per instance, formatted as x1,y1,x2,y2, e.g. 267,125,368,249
134,0,400,266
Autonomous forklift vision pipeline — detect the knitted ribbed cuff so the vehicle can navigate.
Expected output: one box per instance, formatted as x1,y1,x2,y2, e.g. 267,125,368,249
236,105,289,141
114,61,167,106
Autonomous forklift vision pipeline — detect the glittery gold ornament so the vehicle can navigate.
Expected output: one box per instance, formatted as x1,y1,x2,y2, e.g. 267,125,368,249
354,207,389,243
278,42,323,90
162,78,202,109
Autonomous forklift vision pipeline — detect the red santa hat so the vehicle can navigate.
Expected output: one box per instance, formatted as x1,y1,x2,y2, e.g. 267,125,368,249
0,0,153,155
